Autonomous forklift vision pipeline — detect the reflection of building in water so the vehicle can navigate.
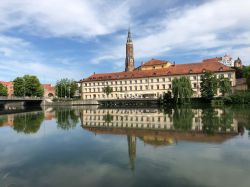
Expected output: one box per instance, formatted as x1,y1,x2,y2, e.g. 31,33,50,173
127,135,136,170
0,114,14,126
81,108,238,134
81,108,239,171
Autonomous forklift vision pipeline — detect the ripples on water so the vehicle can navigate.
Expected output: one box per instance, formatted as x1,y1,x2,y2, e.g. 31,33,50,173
0,106,250,187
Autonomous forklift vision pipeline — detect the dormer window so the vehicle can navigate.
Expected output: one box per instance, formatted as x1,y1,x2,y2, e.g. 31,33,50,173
189,69,193,73
219,67,223,71
202,69,206,73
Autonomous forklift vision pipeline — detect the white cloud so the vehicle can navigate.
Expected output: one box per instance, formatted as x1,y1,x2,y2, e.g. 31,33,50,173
0,0,131,38
93,0,250,67
0,35,83,82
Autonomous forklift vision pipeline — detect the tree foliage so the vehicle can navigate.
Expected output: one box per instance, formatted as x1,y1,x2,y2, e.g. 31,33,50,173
103,86,113,97
242,66,250,89
13,112,44,134
218,77,232,96
200,72,218,100
55,109,79,130
0,83,8,96
172,76,193,104
55,78,78,98
13,75,44,97
173,107,194,130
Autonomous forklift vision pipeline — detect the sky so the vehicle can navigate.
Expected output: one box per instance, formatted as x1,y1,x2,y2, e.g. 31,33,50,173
0,0,249,84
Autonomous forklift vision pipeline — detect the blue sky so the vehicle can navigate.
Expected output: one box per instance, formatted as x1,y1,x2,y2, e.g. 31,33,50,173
0,0,249,84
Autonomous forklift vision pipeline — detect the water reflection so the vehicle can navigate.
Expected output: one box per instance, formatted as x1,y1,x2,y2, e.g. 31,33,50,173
55,109,79,130
0,106,250,187
12,112,44,134
81,108,239,138
80,107,244,170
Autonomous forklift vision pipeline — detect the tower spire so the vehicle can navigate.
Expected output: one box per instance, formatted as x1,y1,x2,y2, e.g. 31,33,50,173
127,27,132,43
125,28,135,72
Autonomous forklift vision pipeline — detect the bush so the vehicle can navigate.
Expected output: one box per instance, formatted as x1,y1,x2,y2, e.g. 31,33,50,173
229,91,250,104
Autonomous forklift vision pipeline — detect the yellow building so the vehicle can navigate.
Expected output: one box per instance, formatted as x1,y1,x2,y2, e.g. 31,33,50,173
80,30,236,100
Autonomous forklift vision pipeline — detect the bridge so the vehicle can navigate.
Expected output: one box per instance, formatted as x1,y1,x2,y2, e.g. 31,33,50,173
0,96,44,109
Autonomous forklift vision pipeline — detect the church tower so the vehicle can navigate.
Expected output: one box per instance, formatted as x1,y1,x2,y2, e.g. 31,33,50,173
125,29,135,72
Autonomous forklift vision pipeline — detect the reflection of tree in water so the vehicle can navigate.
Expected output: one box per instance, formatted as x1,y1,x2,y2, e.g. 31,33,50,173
13,112,44,134
0,116,7,127
202,108,233,134
231,106,250,132
56,109,79,130
103,113,113,123
173,107,194,131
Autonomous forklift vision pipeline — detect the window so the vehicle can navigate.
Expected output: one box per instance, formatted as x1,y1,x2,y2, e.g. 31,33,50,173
140,86,142,90
163,78,165,82
193,83,197,88
157,78,159,82
193,76,197,80
140,80,142,83
151,85,154,89
151,79,154,83
146,85,148,90
228,73,231,78
130,86,132,91
169,84,172,89
157,85,159,89
169,77,171,81
162,85,165,89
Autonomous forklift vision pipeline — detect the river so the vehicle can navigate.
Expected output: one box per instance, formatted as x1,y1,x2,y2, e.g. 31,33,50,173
0,106,250,187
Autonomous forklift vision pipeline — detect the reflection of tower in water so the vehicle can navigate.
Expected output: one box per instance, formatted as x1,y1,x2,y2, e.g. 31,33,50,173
127,135,136,171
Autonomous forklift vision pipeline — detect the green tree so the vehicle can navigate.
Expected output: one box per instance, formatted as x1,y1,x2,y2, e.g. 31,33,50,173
172,76,193,104
173,107,194,130
55,78,78,98
219,77,232,96
0,83,8,96
13,77,25,96
242,66,250,89
200,72,218,100
13,112,44,134
103,85,113,98
13,75,44,97
103,113,113,123
55,109,79,130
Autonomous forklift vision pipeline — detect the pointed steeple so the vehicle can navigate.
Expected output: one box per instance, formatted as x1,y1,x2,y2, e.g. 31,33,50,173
127,27,132,43
125,28,135,72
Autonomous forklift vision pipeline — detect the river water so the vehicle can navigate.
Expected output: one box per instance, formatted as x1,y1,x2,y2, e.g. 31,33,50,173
0,106,250,187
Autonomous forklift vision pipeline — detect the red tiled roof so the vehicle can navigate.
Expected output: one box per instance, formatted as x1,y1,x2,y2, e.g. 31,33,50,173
0,81,13,86
141,59,169,66
82,58,234,82
42,84,55,92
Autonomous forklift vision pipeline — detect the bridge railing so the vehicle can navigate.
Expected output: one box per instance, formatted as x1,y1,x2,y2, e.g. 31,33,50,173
0,96,44,100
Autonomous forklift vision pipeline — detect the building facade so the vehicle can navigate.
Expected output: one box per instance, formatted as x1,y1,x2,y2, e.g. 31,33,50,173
80,31,236,100
42,84,55,98
0,81,14,97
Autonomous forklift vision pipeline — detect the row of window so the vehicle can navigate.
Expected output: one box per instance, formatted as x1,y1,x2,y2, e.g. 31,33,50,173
85,84,173,93
84,73,233,87
83,83,202,93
